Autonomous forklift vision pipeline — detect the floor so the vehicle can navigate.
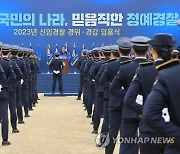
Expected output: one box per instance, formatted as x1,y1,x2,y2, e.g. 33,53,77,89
0,94,119,154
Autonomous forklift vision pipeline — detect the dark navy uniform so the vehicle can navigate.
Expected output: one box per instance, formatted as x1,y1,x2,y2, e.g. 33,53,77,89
100,39,132,153
22,48,31,115
93,46,111,134
0,43,16,145
33,55,40,103
11,49,28,122
80,59,88,107
89,57,104,130
9,46,23,131
83,57,95,117
49,52,64,94
124,60,165,154
76,50,87,100
0,62,9,145
94,59,109,133
28,50,37,107
26,50,34,110
143,59,180,153
142,34,179,153
110,36,150,154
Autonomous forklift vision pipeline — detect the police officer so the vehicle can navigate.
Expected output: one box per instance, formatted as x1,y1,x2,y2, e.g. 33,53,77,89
91,46,111,134
110,36,150,154
88,48,104,124
33,53,40,104
123,34,175,154
100,38,132,153
76,49,88,100
7,45,23,132
84,48,99,118
143,34,180,153
79,51,90,108
19,47,31,116
28,49,38,107
11,45,28,123
0,42,16,145
49,52,64,94
26,49,34,110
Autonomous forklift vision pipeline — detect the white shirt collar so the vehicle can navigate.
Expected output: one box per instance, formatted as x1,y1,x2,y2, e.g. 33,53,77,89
155,58,163,62
121,56,129,58
135,57,147,59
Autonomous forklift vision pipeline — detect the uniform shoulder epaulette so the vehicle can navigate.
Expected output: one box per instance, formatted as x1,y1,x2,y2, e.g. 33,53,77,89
156,58,180,70
94,59,100,62
3,58,10,61
120,60,132,65
102,61,108,64
107,58,117,63
11,59,15,62
139,61,153,67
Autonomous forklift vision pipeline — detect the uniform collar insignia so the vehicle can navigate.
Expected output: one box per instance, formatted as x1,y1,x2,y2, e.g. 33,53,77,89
156,58,180,70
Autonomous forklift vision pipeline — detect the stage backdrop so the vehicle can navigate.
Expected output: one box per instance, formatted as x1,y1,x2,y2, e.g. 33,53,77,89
0,0,180,73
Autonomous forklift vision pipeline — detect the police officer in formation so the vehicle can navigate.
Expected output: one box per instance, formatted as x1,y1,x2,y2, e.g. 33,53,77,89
49,52,64,95
79,33,180,154
0,42,39,146
76,49,88,100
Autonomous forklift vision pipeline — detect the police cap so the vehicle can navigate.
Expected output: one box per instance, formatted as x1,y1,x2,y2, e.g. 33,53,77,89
2,44,12,52
82,49,88,54
102,46,111,52
131,36,150,47
117,37,132,49
92,47,100,53
11,45,20,52
149,33,176,47
111,45,119,52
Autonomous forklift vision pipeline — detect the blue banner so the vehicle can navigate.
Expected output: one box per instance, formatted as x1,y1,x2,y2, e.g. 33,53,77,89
0,0,180,72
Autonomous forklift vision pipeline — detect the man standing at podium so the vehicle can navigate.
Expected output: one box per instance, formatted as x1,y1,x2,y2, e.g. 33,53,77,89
49,52,64,95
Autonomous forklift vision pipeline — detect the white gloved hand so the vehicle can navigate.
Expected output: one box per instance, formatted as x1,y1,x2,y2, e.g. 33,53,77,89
92,79,95,82
0,84,2,92
53,70,57,74
21,79,24,85
162,108,170,122
56,71,60,74
136,94,143,105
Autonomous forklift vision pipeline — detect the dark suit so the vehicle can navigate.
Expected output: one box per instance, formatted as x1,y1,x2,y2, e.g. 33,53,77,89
143,59,180,154
100,57,130,154
111,58,148,154
49,58,64,93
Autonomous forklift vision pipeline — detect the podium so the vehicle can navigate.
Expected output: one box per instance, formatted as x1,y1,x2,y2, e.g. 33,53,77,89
60,54,70,74
62,59,69,74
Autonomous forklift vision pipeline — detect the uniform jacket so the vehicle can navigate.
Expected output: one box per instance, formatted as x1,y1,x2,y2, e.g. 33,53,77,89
110,58,148,118
143,59,180,142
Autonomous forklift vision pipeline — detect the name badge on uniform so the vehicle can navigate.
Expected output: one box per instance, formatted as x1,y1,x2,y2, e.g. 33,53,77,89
136,94,143,105
162,108,170,122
